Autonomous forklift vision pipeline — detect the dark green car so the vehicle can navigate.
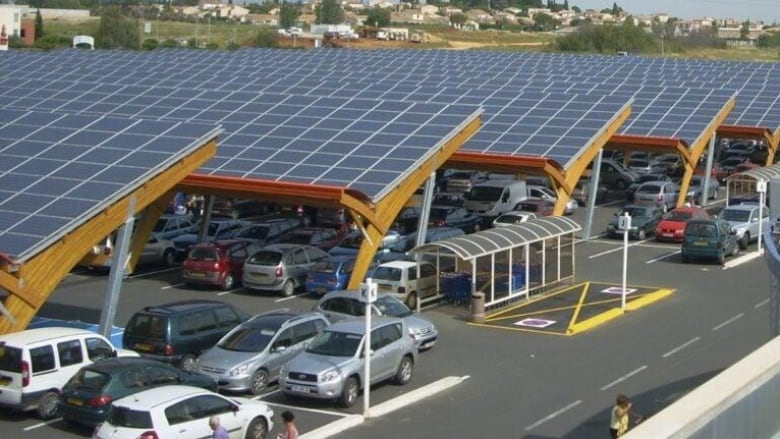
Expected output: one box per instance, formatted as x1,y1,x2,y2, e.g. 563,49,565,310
59,357,217,427
606,204,663,240
681,219,740,265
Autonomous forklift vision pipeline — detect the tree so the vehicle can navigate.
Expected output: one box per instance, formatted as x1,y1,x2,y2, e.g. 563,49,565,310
563,0,569,10
533,12,558,31
740,20,750,40
365,7,391,27
279,3,299,30
253,27,279,48
449,12,467,27
34,9,43,40
612,2,619,17
315,0,343,25
96,6,140,50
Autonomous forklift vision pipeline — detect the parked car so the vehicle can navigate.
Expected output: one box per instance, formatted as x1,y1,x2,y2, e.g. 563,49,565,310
717,204,770,249
694,161,728,182
278,317,417,407
633,181,679,213
428,205,482,233
306,256,359,296
572,177,608,204
656,153,684,177
328,230,403,259
606,204,663,240
687,175,720,205
720,157,751,177
586,159,639,189
278,227,343,251
655,207,711,242
681,219,740,264
123,300,250,371
92,385,273,439
139,235,177,267
444,170,488,193
393,206,422,235
370,260,438,308
432,192,466,207
242,244,330,296
232,218,302,247
59,357,217,427
628,158,666,175
314,291,438,350
172,218,247,257
493,211,537,227
197,311,330,395
152,214,196,240
625,173,672,202
512,198,555,217
315,208,348,229
527,185,579,215
0,327,138,419
182,239,259,290
733,161,761,174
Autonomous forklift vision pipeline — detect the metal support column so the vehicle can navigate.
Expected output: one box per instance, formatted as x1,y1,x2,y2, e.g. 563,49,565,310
582,149,604,239
198,195,215,241
702,136,716,207
98,197,136,338
415,172,436,313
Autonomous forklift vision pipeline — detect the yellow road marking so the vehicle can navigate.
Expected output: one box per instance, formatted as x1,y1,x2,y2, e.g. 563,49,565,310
567,281,590,332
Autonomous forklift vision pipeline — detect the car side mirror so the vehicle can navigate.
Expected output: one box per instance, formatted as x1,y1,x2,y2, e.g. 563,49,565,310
273,345,287,353
110,350,118,358
231,404,239,412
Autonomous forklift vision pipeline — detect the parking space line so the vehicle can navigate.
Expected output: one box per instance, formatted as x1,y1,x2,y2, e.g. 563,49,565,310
128,266,180,278
275,293,309,303
600,365,647,391
755,298,770,308
217,287,244,296
523,400,582,431
722,252,762,270
662,337,701,358
712,313,744,331
646,250,680,264
161,282,184,290
588,239,651,259
23,418,61,431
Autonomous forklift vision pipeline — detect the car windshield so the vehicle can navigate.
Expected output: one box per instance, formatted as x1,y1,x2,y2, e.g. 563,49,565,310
236,226,268,239
247,251,282,265
428,209,450,221
638,175,662,183
629,159,648,167
218,327,275,352
619,207,647,218
720,209,751,222
306,330,362,357
636,185,661,194
371,266,402,281
152,219,168,233
666,210,693,221
187,247,218,261
67,368,110,391
516,202,541,212
465,186,503,201
206,223,222,237
282,233,312,245
375,296,412,318
449,172,473,180
0,346,22,372
723,159,743,166
338,233,363,249
107,406,153,429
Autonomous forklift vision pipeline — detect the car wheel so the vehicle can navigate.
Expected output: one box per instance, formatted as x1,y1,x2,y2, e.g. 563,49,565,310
637,229,646,240
739,233,749,250
220,273,235,291
405,292,418,309
245,416,268,439
180,354,197,371
162,249,176,267
718,249,725,265
732,244,740,257
282,279,295,297
250,369,269,396
681,251,690,263
37,391,60,420
339,377,359,408
394,355,414,385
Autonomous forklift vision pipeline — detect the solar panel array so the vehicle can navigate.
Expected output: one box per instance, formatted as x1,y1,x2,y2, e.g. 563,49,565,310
0,109,221,262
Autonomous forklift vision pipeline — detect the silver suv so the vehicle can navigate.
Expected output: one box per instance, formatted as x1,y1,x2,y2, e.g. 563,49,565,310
197,311,329,395
279,317,417,407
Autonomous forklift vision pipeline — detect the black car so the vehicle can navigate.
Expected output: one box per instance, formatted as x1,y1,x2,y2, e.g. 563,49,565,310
428,206,482,233
122,300,250,371
606,204,663,240
233,218,302,246
59,357,217,427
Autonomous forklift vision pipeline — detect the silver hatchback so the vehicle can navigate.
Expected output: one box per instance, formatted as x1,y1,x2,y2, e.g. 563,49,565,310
197,311,329,395
242,244,330,296
279,317,418,407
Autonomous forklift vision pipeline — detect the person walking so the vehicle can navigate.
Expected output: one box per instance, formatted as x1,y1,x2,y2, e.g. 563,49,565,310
277,410,299,439
209,415,230,439
609,394,632,438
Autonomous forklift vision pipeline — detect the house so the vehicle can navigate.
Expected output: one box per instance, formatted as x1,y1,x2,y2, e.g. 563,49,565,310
247,13,278,27
419,4,438,15
465,9,494,25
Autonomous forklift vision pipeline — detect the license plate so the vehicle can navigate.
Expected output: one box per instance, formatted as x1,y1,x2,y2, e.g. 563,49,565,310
663,233,673,238
378,285,392,292
252,273,267,279
0,377,9,386
135,343,153,352
316,287,327,294
694,240,708,246
190,272,206,277
291,385,311,393
67,398,83,407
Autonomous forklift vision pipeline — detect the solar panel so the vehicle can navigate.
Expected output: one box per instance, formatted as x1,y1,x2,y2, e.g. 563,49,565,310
0,109,221,263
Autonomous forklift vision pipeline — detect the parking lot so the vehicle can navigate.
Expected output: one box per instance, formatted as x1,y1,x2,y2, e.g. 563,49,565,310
0,193,774,438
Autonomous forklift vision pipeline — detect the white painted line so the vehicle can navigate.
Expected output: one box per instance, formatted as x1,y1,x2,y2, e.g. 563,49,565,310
299,415,364,439
369,375,470,418
662,337,701,358
600,365,648,391
646,250,680,264
755,298,770,308
274,292,309,303
128,266,180,278
161,283,184,290
217,287,245,296
588,239,651,259
23,418,61,431
261,401,348,418
712,313,744,331
523,400,583,431
722,251,762,270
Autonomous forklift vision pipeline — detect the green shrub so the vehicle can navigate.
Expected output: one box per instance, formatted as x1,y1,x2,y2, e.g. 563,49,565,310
142,38,159,50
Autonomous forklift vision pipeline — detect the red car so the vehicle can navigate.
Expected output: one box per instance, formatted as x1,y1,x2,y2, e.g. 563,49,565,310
182,239,259,290
512,198,555,217
655,207,710,242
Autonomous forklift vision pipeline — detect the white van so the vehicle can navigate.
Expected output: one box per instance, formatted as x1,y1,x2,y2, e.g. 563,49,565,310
0,327,138,419
463,179,528,223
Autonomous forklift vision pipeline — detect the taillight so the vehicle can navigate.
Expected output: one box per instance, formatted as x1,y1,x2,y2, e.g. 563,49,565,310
21,361,29,387
213,262,220,270
137,431,159,439
164,344,174,355
90,395,112,407
398,286,406,294
275,266,284,278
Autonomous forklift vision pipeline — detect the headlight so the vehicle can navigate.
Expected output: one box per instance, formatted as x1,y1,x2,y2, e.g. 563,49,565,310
320,370,341,383
229,364,249,376
279,365,288,379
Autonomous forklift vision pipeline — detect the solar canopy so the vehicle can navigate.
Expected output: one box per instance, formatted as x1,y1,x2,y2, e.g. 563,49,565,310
0,109,221,263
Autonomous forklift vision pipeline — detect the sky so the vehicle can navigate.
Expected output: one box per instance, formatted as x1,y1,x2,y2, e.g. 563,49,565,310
573,0,780,23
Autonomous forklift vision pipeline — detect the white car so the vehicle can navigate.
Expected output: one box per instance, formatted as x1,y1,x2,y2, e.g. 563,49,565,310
493,211,537,227
370,260,438,308
92,385,273,439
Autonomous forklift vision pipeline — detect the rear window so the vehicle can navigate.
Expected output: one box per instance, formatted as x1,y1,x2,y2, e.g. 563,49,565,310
283,233,312,245
126,314,168,340
187,247,218,262
372,266,402,282
67,368,110,391
0,345,22,372
311,260,338,274
108,406,153,429
636,185,660,194
247,251,282,265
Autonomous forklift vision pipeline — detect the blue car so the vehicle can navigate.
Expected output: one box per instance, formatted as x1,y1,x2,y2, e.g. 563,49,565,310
305,256,359,296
